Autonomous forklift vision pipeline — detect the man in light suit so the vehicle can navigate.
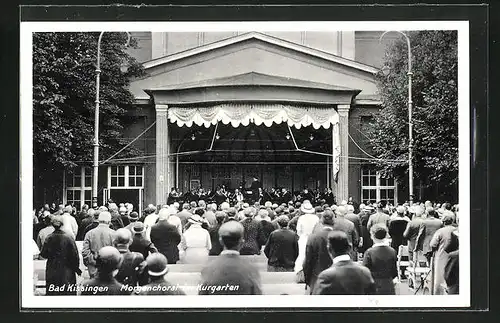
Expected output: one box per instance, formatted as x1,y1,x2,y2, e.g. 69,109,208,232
403,205,425,262
416,208,443,262
199,221,262,295
311,231,376,295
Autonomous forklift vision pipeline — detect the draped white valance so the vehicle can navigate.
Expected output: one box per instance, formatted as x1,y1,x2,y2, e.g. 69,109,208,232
167,103,340,129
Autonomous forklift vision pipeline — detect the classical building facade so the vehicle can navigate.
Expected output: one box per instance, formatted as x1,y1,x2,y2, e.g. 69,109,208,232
61,31,407,213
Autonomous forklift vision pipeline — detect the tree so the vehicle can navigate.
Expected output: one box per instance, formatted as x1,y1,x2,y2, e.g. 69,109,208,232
33,32,145,204
367,30,458,200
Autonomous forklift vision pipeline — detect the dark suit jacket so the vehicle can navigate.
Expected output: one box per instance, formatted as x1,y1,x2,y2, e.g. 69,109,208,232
312,260,376,295
388,217,410,251
130,236,157,260
240,218,261,255
150,220,182,264
333,217,359,250
345,213,362,240
303,226,335,291
199,252,262,295
403,217,424,252
264,228,299,269
115,249,146,286
416,217,443,254
258,220,278,246
208,223,223,256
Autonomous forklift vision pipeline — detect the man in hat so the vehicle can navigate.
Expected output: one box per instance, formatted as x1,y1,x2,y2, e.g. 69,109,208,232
199,221,262,295
82,211,116,278
345,204,362,252
311,231,376,295
264,215,299,272
119,206,130,227
40,215,82,295
113,228,147,287
80,246,130,295
239,207,261,255
150,208,182,264
130,222,158,260
125,211,140,232
136,253,185,295
82,208,102,238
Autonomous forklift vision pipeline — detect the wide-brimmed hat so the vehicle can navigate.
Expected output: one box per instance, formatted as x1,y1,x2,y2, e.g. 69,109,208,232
188,214,203,225
132,222,146,234
300,201,315,214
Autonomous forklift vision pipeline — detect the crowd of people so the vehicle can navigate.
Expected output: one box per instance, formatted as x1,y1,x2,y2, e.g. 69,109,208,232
32,181,460,296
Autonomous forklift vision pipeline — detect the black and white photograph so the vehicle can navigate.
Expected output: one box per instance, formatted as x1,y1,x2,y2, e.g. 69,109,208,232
20,20,471,308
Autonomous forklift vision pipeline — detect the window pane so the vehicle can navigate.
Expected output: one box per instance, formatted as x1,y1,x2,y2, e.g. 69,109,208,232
111,177,117,187
136,177,142,187
129,177,135,187
129,166,135,175
362,176,369,186
387,178,395,186
118,177,125,186
369,176,376,186
111,167,117,175
137,167,142,175
380,178,387,186
84,190,91,200
369,189,376,201
118,166,125,175
85,175,92,187
381,189,387,200
67,190,73,200
362,190,369,200
74,175,81,187
388,189,395,199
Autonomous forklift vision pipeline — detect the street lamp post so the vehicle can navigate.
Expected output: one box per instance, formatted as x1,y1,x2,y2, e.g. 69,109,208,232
380,31,414,205
92,31,131,207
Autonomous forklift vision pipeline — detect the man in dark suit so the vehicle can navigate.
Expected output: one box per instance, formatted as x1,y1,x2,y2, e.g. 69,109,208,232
150,209,182,264
129,222,158,260
416,208,443,262
388,206,410,252
113,228,147,287
264,215,299,272
199,221,262,295
311,231,376,295
209,211,226,255
332,206,359,261
303,210,336,293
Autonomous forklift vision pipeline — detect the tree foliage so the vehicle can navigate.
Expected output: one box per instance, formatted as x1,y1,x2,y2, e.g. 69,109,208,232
367,31,458,189
33,32,145,178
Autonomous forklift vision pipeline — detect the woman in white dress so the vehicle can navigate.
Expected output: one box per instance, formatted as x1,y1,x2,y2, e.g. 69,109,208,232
294,201,319,281
178,214,212,264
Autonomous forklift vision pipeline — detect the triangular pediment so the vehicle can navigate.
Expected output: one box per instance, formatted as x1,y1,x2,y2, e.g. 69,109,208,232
130,32,379,102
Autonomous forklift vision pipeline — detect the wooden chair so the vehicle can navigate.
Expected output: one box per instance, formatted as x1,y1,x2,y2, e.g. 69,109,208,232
405,250,431,291
396,245,410,279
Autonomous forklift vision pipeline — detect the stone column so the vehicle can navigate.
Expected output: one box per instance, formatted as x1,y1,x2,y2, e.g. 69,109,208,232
336,104,350,203
155,104,169,205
